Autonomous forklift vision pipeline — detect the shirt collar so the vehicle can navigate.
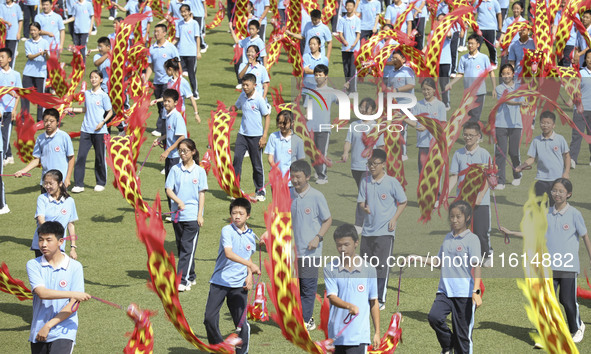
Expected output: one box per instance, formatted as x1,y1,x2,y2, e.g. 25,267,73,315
165,108,178,118
452,229,471,238
231,223,251,235
295,184,311,198
468,52,479,59
371,173,386,184
502,81,515,90
541,132,556,140
280,133,292,142
1,67,12,74
47,193,66,202
45,128,60,139
153,40,169,48
40,253,70,269
337,260,363,273
465,145,479,155
180,162,197,172
89,88,103,95
552,203,570,215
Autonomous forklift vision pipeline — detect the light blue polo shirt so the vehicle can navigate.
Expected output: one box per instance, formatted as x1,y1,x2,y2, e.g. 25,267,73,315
264,131,305,177
437,230,481,297
93,54,110,91
345,120,385,171
527,132,569,181
502,16,527,43
27,255,84,344
0,68,22,112
70,0,94,34
411,99,447,148
359,0,381,31
384,3,412,33
176,18,200,56
252,0,270,25
458,52,491,96
357,174,407,237
165,162,208,222
440,36,452,65
302,22,332,55
302,53,329,80
165,109,187,159
237,62,270,97
124,0,139,13
167,76,193,112
546,204,587,273
477,0,501,30
495,82,522,128
210,224,256,288
508,38,534,76
239,35,267,63
81,89,111,134
450,146,492,206
24,38,50,78
235,91,270,137
386,65,415,102
0,3,23,40
126,4,152,38
168,0,185,19
32,194,78,251
24,0,40,5
554,11,577,47
148,41,180,84
579,67,591,111
291,185,331,259
187,0,205,17
324,261,378,346
35,12,65,46
338,14,361,52
33,130,75,185
304,85,339,133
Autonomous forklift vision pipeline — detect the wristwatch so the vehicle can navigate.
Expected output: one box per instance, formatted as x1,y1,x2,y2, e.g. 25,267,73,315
316,234,324,242
473,289,481,295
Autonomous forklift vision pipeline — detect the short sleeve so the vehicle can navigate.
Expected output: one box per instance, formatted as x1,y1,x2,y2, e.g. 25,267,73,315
560,136,570,153
221,228,233,249
194,21,201,36
235,92,246,108
198,167,208,191
468,234,482,261
174,114,187,137
355,18,361,33
495,85,504,99
345,129,352,143
33,136,42,158
68,198,78,223
317,193,331,221
147,47,153,63
527,140,537,158
172,45,180,60
70,261,85,292
574,210,588,237
323,266,338,296
165,166,177,190
258,39,267,57
65,135,75,157
508,43,516,61
323,26,332,42
392,178,407,203
35,195,46,219
337,18,344,33
294,137,305,160
17,6,23,20
238,62,246,73
367,267,378,299
175,22,180,39
58,17,65,31
88,2,94,16
261,68,270,83
495,1,501,13
357,177,367,203
27,259,44,291
457,56,465,74
103,93,112,111
263,134,275,154
25,41,34,56
259,98,270,116
450,151,460,174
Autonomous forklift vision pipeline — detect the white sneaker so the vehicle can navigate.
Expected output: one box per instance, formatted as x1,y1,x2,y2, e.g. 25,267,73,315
495,184,505,190
6,156,14,164
200,44,208,53
379,302,386,311
511,178,521,186
573,322,585,343
194,93,200,100
533,342,544,349
402,155,409,161
108,16,115,20
255,192,266,202
0,205,10,214
458,45,467,52
316,178,328,185
20,38,27,42
90,29,97,35
151,130,162,137
2,159,6,166
571,158,576,169
483,257,492,268
161,168,165,175
165,216,172,222
244,150,249,157
182,71,188,77
305,317,316,331
191,279,197,285
71,186,85,193
354,225,363,235
178,283,191,292
235,84,242,90
94,185,105,192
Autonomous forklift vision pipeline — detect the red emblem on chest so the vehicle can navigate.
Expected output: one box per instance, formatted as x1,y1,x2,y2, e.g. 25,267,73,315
59,280,67,288
357,284,365,292
456,245,463,252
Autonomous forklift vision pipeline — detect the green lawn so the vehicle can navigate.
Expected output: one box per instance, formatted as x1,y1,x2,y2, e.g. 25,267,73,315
1,8,591,354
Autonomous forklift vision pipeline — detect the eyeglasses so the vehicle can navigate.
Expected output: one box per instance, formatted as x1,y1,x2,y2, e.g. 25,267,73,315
178,149,192,155
367,160,384,167
550,190,567,195
463,134,479,139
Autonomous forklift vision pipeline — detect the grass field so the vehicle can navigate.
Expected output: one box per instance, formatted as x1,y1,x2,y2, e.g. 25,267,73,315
1,8,591,354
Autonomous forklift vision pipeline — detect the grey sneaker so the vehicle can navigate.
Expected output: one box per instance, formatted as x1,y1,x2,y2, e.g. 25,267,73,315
511,178,521,186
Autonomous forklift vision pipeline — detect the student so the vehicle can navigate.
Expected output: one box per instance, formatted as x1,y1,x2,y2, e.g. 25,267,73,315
476,0,502,66
552,0,577,67
145,24,181,137
93,37,111,92
302,36,329,89
508,26,534,78
27,221,91,354
107,17,124,42
499,1,526,46
0,0,23,64
229,19,267,89
324,224,381,352
112,0,152,39
264,110,305,180
446,34,497,123
36,0,66,52
63,0,95,59
0,48,21,165
338,0,361,93
358,0,381,40
232,73,270,201
409,200,482,354
0,129,6,214
33,170,78,259
15,109,75,188
406,78,447,173
494,64,523,189
285,9,332,59
290,160,332,331
20,0,35,40
515,111,571,206
358,149,407,309
385,50,414,159
574,10,591,67
66,71,113,193
22,23,50,124
569,50,591,167
341,98,385,231
431,13,452,109
448,122,493,263
412,0,428,50
174,4,202,99
165,138,208,292
501,178,591,344
251,0,270,40
188,0,208,52
203,198,261,354
238,44,270,99
168,0,186,21
384,0,412,36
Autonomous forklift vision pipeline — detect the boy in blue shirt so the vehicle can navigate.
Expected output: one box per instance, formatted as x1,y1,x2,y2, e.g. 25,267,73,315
384,0,412,36
16,109,75,189
516,110,571,206
27,221,91,354
251,0,270,40
186,0,208,52
229,19,267,88
93,37,111,92
358,0,381,40
0,0,23,66
22,23,49,124
264,110,305,179
476,0,502,66
203,198,260,354
508,26,534,78
232,73,270,201
174,4,202,99
338,0,361,93
291,159,332,331
286,9,332,59
0,126,5,214
357,149,407,309
324,224,381,352
36,0,65,52
63,0,94,60
0,48,21,165
385,50,414,159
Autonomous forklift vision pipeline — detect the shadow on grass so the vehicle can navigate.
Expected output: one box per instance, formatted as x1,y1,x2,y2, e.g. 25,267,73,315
167,347,210,354
8,184,42,195
84,278,129,289
211,83,240,90
0,234,32,247
398,310,428,322
477,321,533,345
0,324,30,332
210,189,232,201
491,194,523,208
0,303,32,323
90,214,124,223
126,270,150,281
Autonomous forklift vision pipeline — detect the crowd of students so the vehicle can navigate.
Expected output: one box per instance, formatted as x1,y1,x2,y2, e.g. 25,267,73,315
1,0,591,353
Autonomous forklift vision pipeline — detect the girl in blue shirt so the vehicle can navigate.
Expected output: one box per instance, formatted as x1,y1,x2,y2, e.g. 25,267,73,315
22,22,50,123
302,36,329,89
150,59,200,123
165,138,208,291
238,44,270,99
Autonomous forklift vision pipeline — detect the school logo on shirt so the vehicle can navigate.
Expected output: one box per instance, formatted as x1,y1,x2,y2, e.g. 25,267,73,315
188,30,192,34
192,178,198,184
162,53,168,58
61,208,67,215
96,100,101,105
315,32,320,36
51,21,56,25
553,146,559,152
456,245,463,252
563,224,570,231
357,284,365,292
39,48,43,53
380,194,387,200
476,65,481,70
304,207,311,214
488,6,492,10
168,125,172,130
84,10,88,13
288,148,292,154
59,279,68,288
246,244,252,251
54,146,61,152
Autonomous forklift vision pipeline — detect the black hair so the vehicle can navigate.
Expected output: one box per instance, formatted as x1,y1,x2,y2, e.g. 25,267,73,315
180,4,191,12
37,221,65,240
248,19,260,30
345,0,356,5
421,77,437,90
179,138,200,163
30,22,42,31
370,148,387,162
43,169,70,200
155,23,167,32
291,159,311,177
467,33,481,44
164,58,181,71
333,223,359,243
230,197,251,215
584,9,591,17
552,178,573,199
360,97,377,111
43,108,60,121
90,69,104,79
540,110,556,123
392,50,405,59
309,36,321,46
0,47,13,59
313,64,329,75
382,24,393,30
449,200,472,225
584,50,591,68
512,1,523,9
162,88,180,102
41,0,53,3
311,9,322,19
246,44,260,59
97,36,111,47
463,121,481,135
277,110,293,125
242,73,257,84
114,16,124,22
500,63,515,73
